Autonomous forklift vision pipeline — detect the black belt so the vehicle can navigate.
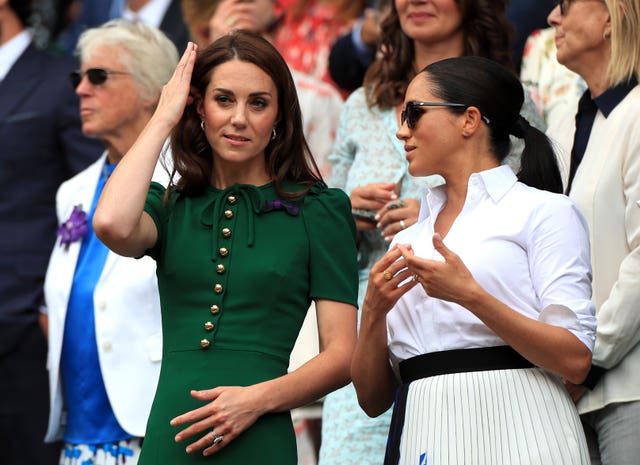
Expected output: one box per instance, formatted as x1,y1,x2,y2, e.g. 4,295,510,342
399,345,534,384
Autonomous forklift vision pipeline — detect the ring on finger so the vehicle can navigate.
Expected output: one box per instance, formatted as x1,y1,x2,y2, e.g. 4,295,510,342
227,17,237,26
212,434,224,446
412,273,421,283
400,219,406,230
383,270,393,281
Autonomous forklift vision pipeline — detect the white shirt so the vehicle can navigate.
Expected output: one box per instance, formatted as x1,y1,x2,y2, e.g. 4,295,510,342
122,0,171,28
386,165,596,372
0,29,31,81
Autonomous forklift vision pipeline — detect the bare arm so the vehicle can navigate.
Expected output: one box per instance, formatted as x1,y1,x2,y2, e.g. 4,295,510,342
398,234,592,384
170,298,357,457
351,247,417,417
93,43,198,257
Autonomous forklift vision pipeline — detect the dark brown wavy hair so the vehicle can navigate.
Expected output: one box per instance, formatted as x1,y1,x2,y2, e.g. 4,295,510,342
364,0,513,109
169,30,322,200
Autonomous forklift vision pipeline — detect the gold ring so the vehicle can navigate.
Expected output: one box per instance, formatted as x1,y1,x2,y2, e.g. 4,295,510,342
383,271,393,281
400,219,406,230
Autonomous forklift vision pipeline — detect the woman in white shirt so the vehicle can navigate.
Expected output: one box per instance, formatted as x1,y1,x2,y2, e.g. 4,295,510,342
351,56,597,465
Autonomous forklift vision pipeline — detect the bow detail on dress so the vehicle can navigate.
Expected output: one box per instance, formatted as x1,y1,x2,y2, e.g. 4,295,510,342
200,184,266,261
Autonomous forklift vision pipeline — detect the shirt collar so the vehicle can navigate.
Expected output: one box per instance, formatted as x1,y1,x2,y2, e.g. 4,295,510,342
419,165,517,222
593,76,638,117
0,29,32,81
122,0,171,28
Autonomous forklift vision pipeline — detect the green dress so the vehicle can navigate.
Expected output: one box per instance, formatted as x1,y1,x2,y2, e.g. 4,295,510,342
138,180,358,465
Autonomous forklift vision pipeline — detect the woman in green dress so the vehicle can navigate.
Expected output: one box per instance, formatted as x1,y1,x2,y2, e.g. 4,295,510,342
93,31,359,464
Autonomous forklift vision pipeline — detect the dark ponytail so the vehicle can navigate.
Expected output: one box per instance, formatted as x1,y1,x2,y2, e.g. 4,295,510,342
509,116,563,193
422,56,563,194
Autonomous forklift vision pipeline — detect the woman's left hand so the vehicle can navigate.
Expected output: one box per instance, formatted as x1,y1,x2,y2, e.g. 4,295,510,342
170,385,265,456
398,233,480,305
376,197,420,242
563,380,588,403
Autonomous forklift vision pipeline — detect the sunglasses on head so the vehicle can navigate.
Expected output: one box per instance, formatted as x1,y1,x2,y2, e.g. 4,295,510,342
401,101,490,130
69,68,132,89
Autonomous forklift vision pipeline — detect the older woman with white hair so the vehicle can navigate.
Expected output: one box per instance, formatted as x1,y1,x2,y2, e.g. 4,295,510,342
546,1,640,463
42,19,178,465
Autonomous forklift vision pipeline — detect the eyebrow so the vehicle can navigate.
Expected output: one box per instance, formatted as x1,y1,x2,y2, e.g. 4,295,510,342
213,87,273,98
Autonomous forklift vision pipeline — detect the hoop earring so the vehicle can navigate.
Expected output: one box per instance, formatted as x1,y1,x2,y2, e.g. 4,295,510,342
271,128,276,140
603,31,611,40
200,120,205,131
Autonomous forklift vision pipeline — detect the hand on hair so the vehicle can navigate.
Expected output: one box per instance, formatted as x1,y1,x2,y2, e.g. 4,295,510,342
152,42,198,130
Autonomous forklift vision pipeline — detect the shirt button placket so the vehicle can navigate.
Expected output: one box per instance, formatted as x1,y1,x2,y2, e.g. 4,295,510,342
202,194,237,349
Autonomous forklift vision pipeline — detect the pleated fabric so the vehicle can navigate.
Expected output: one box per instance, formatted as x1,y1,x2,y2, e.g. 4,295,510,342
385,368,589,465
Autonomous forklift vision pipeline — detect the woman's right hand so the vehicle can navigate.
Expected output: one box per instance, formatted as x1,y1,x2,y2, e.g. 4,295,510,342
350,182,398,230
152,41,198,130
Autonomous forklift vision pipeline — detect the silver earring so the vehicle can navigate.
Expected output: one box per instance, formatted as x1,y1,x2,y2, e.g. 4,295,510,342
201,120,205,131
271,128,276,140
603,31,611,40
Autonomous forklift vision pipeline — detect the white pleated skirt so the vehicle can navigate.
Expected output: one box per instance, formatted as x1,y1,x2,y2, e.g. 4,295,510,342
385,368,589,465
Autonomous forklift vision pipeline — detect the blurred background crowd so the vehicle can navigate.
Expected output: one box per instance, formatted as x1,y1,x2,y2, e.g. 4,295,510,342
2,1,638,465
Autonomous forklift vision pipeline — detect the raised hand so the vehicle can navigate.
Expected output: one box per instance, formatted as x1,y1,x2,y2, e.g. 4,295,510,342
208,0,267,44
152,42,198,130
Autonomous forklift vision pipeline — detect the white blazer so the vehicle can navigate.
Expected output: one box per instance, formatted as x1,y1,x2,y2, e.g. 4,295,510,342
546,85,640,414
44,152,169,441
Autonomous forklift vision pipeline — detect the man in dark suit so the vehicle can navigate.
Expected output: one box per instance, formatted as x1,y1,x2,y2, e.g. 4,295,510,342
0,1,103,463
55,0,190,56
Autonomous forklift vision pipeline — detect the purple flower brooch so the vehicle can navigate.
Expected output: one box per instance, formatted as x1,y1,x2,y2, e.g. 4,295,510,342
57,205,88,250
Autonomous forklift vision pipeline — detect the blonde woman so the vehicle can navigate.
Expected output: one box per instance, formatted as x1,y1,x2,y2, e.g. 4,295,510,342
546,1,640,463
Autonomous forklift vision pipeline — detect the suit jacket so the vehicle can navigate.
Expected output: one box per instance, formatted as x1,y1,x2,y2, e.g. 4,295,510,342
44,154,168,441
0,43,103,354
159,0,190,53
546,85,640,414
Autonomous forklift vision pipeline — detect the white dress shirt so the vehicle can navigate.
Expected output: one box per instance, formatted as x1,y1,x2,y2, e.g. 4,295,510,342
386,165,597,373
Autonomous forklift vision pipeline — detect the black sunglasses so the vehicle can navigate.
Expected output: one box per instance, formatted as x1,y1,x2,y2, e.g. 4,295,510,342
69,68,132,89
401,101,490,130
557,0,604,15
557,0,569,14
